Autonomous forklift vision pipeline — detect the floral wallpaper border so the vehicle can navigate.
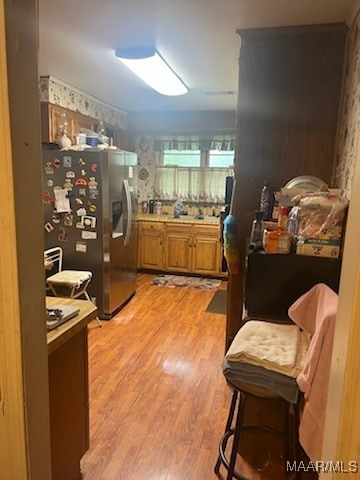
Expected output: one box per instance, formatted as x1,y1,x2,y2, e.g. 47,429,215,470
39,76,128,130
334,10,360,199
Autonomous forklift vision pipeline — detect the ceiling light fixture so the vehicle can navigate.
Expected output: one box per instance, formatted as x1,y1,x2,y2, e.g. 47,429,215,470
115,47,188,96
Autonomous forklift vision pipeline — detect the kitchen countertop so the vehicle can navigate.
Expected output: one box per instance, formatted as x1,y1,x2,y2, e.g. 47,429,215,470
136,213,220,225
46,296,98,354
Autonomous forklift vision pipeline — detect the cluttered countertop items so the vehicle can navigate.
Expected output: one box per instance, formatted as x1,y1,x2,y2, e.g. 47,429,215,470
249,176,348,259
137,197,221,224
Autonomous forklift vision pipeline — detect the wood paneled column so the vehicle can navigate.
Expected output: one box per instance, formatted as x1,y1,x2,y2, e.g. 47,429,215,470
226,24,346,347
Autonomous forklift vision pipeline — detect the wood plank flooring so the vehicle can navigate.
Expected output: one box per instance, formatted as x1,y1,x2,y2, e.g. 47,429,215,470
80,273,315,480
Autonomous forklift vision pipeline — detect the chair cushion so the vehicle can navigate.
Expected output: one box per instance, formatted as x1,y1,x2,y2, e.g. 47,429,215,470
47,270,92,287
225,320,309,377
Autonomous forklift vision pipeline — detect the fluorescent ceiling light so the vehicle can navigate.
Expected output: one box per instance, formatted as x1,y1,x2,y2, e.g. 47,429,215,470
115,47,188,96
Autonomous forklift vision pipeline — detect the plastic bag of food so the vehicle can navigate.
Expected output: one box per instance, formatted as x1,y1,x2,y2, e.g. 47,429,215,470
291,192,348,238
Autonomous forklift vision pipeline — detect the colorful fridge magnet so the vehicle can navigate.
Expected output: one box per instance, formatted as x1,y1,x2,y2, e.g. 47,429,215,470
89,189,99,200
63,156,72,168
75,197,83,205
45,162,54,174
64,213,73,226
89,204,97,213
52,158,60,168
76,241,87,253
78,188,86,196
78,157,85,166
66,171,76,178
88,177,98,189
47,179,54,187
58,227,68,242
52,213,61,224
75,178,87,186
44,222,54,233
91,164,98,173
76,221,85,229
76,207,87,216
43,192,52,204
81,215,96,229
81,169,86,176
64,179,73,190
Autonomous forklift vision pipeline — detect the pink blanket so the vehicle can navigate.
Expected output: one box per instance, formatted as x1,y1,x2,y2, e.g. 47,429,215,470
288,283,338,462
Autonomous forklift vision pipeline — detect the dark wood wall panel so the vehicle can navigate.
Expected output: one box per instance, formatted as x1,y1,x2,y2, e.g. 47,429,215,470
226,24,346,345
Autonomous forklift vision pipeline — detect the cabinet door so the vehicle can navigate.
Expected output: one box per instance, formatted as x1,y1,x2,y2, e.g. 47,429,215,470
50,105,76,144
76,114,95,135
165,233,192,273
192,235,220,276
138,223,164,270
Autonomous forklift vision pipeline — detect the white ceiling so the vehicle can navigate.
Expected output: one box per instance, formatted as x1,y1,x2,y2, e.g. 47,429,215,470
38,0,358,113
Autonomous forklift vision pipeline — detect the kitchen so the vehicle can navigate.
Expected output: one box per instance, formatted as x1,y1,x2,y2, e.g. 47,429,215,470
1,1,360,480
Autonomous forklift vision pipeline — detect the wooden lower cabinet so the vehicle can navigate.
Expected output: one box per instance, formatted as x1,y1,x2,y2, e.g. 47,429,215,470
165,224,192,272
192,235,220,275
139,220,221,276
138,222,164,270
48,328,89,480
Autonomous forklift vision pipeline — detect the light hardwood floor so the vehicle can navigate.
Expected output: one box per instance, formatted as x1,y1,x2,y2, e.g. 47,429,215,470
80,273,314,480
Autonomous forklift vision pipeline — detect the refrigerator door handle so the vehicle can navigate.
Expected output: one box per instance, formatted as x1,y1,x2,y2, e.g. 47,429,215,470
123,179,132,246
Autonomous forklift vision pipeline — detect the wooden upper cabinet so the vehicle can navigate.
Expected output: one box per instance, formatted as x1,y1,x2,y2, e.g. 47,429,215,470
76,113,95,135
40,103,132,150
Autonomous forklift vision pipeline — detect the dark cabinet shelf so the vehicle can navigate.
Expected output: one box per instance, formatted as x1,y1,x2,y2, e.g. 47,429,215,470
245,252,342,317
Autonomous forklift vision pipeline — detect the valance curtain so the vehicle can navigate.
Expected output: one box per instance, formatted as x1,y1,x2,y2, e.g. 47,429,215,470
155,167,234,203
153,134,235,152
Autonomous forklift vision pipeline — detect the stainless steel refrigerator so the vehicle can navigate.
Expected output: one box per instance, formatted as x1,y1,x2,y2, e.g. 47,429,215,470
42,148,138,319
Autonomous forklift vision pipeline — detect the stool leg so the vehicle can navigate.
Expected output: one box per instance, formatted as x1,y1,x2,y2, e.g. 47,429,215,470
84,290,102,328
292,402,300,480
215,389,239,474
226,392,246,480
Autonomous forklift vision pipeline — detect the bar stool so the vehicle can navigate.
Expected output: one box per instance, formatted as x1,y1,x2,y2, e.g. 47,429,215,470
44,246,102,328
215,316,303,480
215,377,300,480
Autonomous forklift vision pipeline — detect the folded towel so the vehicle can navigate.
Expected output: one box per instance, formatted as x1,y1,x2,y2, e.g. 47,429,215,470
222,358,300,404
225,320,301,375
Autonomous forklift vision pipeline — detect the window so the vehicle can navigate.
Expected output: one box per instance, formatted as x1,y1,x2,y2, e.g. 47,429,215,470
156,149,234,203
163,150,201,167
162,149,234,168
208,150,234,168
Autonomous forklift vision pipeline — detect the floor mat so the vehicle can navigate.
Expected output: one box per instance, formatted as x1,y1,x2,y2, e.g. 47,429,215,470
152,274,221,290
205,289,227,314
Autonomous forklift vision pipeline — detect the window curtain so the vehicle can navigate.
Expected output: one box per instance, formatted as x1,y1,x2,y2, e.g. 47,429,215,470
155,167,234,203
153,133,235,152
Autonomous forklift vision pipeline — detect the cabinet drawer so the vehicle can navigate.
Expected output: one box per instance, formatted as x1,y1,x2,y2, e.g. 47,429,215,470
165,223,192,234
140,221,164,232
193,224,219,236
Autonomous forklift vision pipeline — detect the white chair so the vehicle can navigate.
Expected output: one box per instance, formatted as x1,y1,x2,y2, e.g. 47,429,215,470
44,246,101,327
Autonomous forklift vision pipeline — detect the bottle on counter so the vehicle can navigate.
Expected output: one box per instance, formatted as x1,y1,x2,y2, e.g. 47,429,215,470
260,181,274,221
148,199,155,214
155,201,162,215
249,210,264,251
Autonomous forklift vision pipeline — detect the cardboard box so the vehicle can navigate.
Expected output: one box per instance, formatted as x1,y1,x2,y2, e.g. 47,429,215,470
296,239,340,259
